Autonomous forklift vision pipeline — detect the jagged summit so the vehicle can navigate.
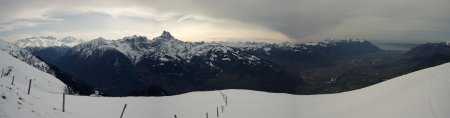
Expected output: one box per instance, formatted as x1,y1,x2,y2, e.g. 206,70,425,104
160,30,174,39
152,31,181,44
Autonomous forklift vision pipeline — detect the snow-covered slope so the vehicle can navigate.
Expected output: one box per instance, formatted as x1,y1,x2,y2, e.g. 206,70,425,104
0,40,55,75
0,50,67,117
0,51,66,93
14,36,83,48
2,47,450,118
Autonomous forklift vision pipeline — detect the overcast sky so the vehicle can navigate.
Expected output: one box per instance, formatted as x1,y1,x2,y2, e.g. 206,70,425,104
0,0,449,43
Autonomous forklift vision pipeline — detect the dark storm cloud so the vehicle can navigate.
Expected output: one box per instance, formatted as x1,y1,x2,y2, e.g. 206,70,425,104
144,0,450,42
0,0,449,42
145,0,352,39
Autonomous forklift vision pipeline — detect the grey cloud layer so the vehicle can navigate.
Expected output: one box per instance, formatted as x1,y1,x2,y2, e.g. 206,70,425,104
0,0,449,42
146,0,450,42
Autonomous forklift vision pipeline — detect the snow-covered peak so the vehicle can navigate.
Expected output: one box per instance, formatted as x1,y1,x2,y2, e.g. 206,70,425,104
73,36,149,63
71,37,111,58
160,30,174,39
15,36,63,48
14,36,84,48
152,31,180,43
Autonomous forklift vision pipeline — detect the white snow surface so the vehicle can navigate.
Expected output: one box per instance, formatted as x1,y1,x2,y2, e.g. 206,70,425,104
1,47,450,118
0,51,66,118
14,36,83,48
0,51,66,93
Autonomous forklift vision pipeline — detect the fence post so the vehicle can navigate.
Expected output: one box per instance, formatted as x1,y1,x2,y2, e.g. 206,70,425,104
206,112,208,118
174,114,177,118
1,68,3,78
120,104,127,118
62,93,65,112
216,106,219,117
11,76,14,85
27,79,32,95
225,95,228,106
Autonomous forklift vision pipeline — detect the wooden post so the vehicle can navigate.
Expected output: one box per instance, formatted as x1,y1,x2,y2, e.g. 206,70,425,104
120,104,127,118
174,114,177,118
11,76,14,85
62,93,65,112
216,106,219,117
206,112,208,118
1,68,3,78
27,79,32,95
225,95,228,106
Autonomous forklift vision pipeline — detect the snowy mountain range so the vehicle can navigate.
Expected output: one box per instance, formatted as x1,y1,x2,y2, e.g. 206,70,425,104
1,48,450,118
14,36,84,48
71,31,374,65
7,31,450,97
2,31,450,118
53,31,380,96
72,31,272,65
12,36,83,66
